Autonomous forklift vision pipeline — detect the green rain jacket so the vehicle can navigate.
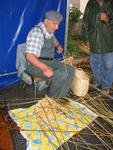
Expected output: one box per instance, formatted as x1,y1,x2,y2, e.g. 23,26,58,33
83,0,113,53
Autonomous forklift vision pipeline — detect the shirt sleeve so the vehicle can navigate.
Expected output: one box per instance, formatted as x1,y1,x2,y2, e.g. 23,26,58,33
26,27,44,57
108,2,113,25
82,2,90,42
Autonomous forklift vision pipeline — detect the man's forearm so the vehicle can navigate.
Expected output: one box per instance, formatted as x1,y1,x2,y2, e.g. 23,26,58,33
25,53,50,72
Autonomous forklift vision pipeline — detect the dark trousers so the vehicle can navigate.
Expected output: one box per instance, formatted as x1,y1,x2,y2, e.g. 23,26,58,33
26,60,75,98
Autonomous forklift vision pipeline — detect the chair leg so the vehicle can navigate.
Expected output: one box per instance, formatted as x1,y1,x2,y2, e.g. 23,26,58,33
34,82,37,99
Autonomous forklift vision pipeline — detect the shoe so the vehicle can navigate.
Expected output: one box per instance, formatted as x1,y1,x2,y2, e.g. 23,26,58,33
35,79,51,98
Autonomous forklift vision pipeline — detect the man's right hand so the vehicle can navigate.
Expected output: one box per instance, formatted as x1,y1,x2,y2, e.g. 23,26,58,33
43,67,53,77
25,53,53,77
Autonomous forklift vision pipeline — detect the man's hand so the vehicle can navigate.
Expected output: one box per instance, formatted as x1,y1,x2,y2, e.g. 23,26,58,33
43,66,53,77
25,53,53,78
57,45,63,54
54,37,63,54
100,12,109,23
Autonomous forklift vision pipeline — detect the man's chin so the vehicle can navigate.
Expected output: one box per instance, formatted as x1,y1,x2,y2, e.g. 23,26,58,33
49,31,55,34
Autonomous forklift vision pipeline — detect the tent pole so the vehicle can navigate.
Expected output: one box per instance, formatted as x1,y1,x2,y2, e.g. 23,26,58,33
64,0,70,56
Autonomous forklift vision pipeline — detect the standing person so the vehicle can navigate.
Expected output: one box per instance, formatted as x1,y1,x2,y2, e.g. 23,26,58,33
25,10,75,98
83,0,113,94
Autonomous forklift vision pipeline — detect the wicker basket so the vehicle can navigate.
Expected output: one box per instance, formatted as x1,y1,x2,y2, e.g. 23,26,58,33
71,68,89,97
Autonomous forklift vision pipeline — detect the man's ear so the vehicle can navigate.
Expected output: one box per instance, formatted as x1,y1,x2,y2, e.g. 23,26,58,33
44,19,48,25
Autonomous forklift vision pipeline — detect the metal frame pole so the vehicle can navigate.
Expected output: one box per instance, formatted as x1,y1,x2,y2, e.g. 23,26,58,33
64,0,70,56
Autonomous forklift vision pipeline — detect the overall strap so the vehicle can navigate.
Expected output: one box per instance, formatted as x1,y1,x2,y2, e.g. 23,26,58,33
37,26,45,39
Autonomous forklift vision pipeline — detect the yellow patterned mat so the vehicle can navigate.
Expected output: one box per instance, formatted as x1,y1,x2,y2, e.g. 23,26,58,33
9,97,98,150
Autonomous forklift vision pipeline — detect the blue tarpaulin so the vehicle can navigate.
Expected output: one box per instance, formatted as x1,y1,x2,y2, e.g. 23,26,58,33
0,0,68,87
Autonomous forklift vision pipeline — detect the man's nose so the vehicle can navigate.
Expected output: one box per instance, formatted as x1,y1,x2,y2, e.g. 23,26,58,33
55,24,59,29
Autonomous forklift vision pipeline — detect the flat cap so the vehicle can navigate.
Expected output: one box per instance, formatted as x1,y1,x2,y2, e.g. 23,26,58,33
45,10,63,22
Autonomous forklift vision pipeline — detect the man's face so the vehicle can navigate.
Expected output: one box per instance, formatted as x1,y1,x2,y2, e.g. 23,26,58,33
44,19,60,33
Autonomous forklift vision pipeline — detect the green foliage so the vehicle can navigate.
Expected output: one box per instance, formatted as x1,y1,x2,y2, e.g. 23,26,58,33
73,32,86,42
69,7,82,23
68,7,82,38
67,7,82,57
67,40,81,57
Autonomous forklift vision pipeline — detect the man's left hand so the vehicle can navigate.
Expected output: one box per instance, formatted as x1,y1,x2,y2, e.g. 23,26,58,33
57,45,63,54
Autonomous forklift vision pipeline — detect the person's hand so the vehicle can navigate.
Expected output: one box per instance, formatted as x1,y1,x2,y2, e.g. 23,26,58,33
57,45,63,54
43,66,53,77
100,12,109,23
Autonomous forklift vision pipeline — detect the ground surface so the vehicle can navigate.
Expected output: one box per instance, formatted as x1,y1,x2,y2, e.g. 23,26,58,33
0,59,113,150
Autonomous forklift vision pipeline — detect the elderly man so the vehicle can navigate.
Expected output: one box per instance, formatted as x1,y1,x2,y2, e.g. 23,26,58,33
25,10,75,98
83,0,113,94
